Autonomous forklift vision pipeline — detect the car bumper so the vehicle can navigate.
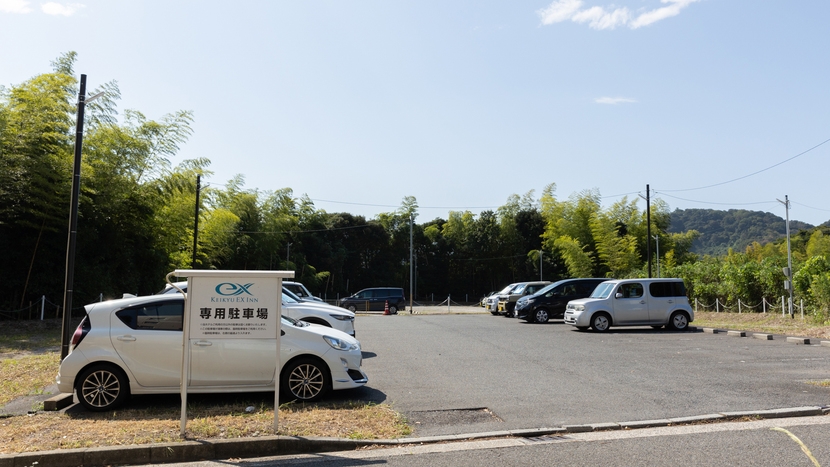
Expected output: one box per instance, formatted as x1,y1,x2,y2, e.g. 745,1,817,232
563,311,588,326
326,349,368,390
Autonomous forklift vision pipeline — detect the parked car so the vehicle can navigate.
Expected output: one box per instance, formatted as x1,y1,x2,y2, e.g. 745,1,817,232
284,281,323,302
563,278,694,332
485,284,519,315
339,287,406,314
56,294,368,411
498,281,550,317
159,282,356,336
515,278,608,323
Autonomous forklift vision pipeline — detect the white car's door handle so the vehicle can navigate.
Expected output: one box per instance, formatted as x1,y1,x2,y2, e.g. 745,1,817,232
116,335,136,341
194,341,212,346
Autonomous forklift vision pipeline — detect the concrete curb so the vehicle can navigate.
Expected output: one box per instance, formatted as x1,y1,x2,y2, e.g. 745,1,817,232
2,406,827,467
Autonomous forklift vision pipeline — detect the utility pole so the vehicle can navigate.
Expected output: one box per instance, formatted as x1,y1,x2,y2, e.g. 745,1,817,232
409,215,414,313
777,195,794,318
639,185,652,278
192,174,201,269
60,75,102,360
539,250,543,281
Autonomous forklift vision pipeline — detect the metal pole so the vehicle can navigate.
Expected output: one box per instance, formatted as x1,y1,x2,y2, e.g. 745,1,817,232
409,215,413,314
539,250,543,281
60,74,88,361
646,184,652,278
192,175,201,268
777,196,794,318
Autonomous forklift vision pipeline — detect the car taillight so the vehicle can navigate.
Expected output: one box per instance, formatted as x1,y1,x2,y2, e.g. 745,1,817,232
71,316,90,348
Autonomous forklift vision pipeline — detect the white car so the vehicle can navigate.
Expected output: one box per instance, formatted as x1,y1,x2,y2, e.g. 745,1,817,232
56,294,368,411
485,283,519,315
564,278,694,332
283,281,324,302
160,282,356,336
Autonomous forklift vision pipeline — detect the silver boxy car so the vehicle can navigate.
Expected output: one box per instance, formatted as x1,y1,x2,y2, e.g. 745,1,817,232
56,294,367,411
564,278,694,332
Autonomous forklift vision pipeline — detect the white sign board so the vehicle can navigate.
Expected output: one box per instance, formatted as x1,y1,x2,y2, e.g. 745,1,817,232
170,269,294,435
187,278,280,339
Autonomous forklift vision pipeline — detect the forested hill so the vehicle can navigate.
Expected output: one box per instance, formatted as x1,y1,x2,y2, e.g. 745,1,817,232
669,209,816,256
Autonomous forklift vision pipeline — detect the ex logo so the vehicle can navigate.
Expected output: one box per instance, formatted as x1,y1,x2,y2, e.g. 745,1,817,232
215,282,255,296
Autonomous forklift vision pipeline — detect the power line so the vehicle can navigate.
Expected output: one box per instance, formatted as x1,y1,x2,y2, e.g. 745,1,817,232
658,136,830,193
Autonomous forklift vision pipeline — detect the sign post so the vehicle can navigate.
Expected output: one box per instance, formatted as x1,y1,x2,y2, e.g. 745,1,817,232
169,269,294,436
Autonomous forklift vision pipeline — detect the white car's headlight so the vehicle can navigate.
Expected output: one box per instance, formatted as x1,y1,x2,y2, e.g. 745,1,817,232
330,314,354,321
323,335,360,351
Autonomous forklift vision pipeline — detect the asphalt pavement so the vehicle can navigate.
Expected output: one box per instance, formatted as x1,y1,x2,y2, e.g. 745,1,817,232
3,306,829,466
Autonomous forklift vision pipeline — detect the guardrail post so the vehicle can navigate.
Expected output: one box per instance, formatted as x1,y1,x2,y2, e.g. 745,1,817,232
763,297,767,313
716,298,719,313
40,295,45,320
781,296,785,315
738,299,742,314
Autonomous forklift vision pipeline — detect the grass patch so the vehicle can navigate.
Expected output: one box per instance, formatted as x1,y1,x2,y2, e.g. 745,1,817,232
0,319,64,354
0,400,410,454
693,311,830,339
0,353,60,406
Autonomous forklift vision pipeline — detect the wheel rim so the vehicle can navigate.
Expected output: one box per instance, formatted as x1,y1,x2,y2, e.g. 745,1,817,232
348,305,356,312
535,310,548,323
593,315,609,331
80,369,121,409
288,363,325,400
673,313,688,329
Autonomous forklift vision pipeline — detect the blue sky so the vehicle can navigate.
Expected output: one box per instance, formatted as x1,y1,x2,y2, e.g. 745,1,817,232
2,1,829,225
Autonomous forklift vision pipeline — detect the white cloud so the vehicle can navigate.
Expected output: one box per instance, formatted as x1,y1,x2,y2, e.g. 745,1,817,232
538,0,698,30
538,0,583,25
630,0,698,29
0,0,33,13
41,2,84,16
595,97,637,104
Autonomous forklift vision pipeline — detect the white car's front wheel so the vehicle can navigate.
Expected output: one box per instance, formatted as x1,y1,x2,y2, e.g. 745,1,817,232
282,357,331,402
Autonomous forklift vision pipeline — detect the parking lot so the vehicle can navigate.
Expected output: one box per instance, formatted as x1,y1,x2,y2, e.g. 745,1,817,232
345,312,830,437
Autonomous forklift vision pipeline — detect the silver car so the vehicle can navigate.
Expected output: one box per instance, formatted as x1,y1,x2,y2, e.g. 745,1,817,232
564,278,694,332
56,294,367,411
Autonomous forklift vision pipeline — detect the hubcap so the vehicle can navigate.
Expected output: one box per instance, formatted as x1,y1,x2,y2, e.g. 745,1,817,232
594,316,609,331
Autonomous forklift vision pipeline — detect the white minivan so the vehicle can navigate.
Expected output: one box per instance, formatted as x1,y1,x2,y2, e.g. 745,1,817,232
564,278,694,332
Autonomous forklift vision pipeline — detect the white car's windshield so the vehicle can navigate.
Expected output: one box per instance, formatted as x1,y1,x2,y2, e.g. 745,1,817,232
590,283,615,299
282,293,299,304
498,284,515,294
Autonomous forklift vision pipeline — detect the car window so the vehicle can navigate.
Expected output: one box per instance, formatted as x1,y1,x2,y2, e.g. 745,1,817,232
561,284,577,296
618,283,644,299
512,284,527,294
282,292,299,304
649,281,687,297
116,301,183,331
591,283,615,298
526,285,545,295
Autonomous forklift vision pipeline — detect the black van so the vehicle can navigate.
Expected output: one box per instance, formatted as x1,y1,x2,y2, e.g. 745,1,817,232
515,278,608,323
340,287,406,313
